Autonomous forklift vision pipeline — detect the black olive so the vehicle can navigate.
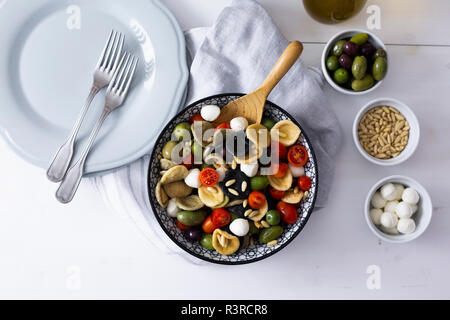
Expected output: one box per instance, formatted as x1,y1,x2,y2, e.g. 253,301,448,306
263,189,277,210
227,204,246,217
225,131,250,157
227,202,252,218
219,169,251,200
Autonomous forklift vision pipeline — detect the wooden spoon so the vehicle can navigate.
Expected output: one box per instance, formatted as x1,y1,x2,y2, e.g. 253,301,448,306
214,41,303,125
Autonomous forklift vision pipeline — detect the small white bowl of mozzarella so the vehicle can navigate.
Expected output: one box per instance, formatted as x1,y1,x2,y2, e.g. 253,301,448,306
365,175,432,243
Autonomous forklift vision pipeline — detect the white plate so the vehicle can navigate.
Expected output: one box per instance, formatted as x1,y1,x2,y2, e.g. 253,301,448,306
0,0,188,174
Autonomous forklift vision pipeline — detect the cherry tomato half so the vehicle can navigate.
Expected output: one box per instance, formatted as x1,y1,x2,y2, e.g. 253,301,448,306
287,145,309,167
199,168,219,187
277,201,298,224
269,187,285,200
177,220,191,230
202,216,217,233
216,122,231,130
271,141,287,161
190,113,204,123
271,162,289,178
248,191,266,209
211,208,231,228
297,176,312,191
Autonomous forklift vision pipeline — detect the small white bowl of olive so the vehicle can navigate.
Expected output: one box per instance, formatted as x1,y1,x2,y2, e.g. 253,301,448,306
321,29,388,95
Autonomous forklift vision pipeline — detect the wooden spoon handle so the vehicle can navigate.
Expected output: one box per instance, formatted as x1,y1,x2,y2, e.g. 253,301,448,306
258,41,303,97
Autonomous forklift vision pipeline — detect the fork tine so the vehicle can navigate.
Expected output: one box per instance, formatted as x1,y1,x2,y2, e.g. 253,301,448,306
96,30,114,69
105,32,123,72
117,55,134,94
101,30,117,69
119,56,139,96
108,52,129,92
109,33,124,73
112,53,131,91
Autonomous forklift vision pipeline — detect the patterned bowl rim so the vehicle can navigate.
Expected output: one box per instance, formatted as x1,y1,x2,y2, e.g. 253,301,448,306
147,93,319,265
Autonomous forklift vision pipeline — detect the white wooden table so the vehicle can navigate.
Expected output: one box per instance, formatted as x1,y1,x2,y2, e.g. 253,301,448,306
1,0,449,299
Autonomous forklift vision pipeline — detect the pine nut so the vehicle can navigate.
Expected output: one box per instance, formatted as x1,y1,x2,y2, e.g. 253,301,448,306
267,240,278,246
249,210,259,218
225,179,236,187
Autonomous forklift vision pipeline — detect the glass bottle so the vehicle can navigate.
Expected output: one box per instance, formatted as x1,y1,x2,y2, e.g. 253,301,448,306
303,0,367,24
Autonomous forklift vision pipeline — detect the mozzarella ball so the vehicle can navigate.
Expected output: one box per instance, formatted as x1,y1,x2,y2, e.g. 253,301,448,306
380,212,398,228
393,184,405,200
370,208,383,225
384,200,399,213
381,183,397,201
229,218,250,237
381,225,400,235
200,105,221,122
402,187,420,205
184,168,201,188
397,218,416,234
371,192,387,209
216,166,227,182
230,117,249,132
396,201,413,219
240,162,259,177
166,198,179,218
410,203,418,214
289,164,305,178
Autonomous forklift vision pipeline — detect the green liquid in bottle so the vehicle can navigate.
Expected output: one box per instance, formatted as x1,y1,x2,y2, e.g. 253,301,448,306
303,0,367,24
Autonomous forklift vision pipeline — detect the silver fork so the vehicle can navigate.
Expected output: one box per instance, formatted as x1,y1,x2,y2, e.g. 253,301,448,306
56,53,139,204
47,30,124,182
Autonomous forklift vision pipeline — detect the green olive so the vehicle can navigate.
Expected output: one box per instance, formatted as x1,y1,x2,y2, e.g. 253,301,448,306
326,56,339,71
200,233,214,250
350,33,369,46
352,56,367,80
266,210,281,226
372,57,387,81
173,122,191,141
250,176,269,191
351,74,375,91
191,141,203,161
230,213,240,222
333,68,349,85
162,141,179,160
261,117,276,130
373,49,387,60
332,40,346,57
259,226,283,243
177,210,207,227
248,221,259,236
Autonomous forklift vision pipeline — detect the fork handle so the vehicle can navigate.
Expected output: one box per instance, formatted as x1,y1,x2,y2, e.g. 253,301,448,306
47,86,100,182
56,108,110,204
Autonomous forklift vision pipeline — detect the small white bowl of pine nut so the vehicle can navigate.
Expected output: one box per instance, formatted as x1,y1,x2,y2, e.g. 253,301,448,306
353,98,420,166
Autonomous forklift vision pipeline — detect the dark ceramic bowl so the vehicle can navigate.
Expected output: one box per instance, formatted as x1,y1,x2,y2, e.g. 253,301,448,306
148,94,318,264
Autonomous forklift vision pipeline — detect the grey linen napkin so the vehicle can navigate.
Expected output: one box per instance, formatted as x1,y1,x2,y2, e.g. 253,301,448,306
92,0,342,262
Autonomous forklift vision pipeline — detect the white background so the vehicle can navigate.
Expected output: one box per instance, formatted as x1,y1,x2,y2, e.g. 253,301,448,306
1,0,450,299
